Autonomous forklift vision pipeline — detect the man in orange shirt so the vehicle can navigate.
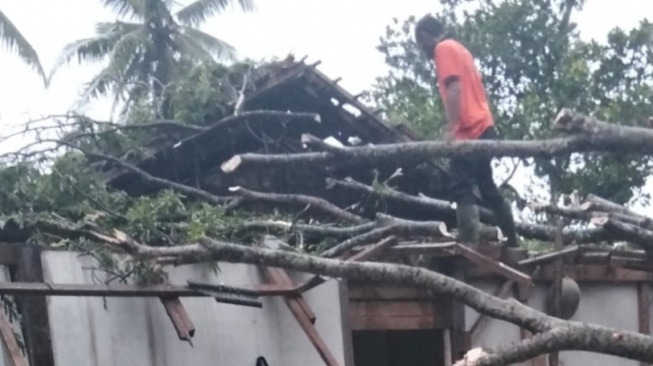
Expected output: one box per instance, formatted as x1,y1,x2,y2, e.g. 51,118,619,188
414,14,519,248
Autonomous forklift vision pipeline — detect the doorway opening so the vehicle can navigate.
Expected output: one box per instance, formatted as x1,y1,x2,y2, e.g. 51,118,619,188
352,329,445,366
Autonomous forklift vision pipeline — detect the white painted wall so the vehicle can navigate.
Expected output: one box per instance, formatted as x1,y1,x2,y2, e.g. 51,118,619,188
38,251,348,366
0,250,647,366
466,279,641,366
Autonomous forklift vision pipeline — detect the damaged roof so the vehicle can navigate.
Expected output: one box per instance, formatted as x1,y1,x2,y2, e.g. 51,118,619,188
104,57,451,210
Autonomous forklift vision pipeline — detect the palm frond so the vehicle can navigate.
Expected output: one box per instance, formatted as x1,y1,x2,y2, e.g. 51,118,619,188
73,50,143,112
48,21,143,84
179,27,236,61
175,0,255,27
0,10,46,85
109,26,148,66
100,0,145,19
73,67,119,112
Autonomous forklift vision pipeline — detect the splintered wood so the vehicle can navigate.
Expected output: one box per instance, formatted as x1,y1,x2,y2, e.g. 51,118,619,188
160,297,195,346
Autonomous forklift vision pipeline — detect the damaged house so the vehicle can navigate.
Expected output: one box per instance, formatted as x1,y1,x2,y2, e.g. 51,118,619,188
0,58,650,366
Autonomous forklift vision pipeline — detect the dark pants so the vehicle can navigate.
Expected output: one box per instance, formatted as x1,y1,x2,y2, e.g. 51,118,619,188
449,126,519,247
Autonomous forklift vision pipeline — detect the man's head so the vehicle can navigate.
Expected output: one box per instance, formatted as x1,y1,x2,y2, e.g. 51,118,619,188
414,15,446,56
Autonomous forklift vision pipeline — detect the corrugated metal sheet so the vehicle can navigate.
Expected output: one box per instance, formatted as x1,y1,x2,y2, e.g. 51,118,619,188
39,251,347,366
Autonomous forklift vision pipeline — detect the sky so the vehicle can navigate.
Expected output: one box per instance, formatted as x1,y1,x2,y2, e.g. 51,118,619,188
0,0,650,211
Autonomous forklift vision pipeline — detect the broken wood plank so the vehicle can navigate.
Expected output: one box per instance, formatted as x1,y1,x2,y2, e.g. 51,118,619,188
383,242,458,256
518,245,580,266
0,282,242,298
254,275,325,296
265,267,317,323
344,236,398,262
453,244,532,286
160,297,195,345
253,236,399,298
261,267,341,366
638,282,651,366
0,308,27,366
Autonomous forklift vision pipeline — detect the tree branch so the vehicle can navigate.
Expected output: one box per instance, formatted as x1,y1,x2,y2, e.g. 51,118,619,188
236,220,375,239
459,325,653,365
327,177,610,244
85,148,233,205
222,109,653,173
194,236,653,364
228,186,367,224
320,213,451,258
17,217,653,364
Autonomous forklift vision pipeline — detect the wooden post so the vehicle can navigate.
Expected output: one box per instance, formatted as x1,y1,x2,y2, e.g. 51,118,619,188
443,328,452,366
445,259,466,360
14,245,55,366
638,282,650,366
548,210,567,366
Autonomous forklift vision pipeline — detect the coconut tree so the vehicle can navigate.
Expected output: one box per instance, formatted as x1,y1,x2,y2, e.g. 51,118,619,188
48,0,255,110
0,9,46,85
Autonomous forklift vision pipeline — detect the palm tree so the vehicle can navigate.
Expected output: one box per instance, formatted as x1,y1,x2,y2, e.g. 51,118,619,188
0,9,47,85
48,0,255,109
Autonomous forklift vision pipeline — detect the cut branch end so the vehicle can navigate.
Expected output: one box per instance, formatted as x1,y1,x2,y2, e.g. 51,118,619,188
222,156,243,173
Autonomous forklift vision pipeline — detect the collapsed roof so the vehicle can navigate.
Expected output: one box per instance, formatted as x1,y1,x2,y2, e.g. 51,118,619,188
103,58,452,222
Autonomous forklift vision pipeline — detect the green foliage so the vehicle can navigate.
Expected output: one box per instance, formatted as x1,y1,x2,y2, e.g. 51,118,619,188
0,9,46,85
369,0,653,207
163,59,262,126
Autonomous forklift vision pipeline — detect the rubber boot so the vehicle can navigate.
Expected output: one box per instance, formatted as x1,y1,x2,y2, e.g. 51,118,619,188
491,200,520,248
456,202,480,247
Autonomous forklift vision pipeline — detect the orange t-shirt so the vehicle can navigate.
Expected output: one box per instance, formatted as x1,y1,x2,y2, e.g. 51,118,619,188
434,39,494,140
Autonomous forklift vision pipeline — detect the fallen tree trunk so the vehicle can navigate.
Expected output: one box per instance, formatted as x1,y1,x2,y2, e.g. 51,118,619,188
221,109,653,173
26,217,653,365
591,216,653,251
194,238,653,364
105,230,653,365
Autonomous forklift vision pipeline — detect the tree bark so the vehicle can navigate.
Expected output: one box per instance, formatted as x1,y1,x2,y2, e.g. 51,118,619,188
320,213,450,258
327,177,610,244
228,186,367,224
592,217,653,251
237,220,376,239
191,236,653,364
222,109,653,174
23,222,653,365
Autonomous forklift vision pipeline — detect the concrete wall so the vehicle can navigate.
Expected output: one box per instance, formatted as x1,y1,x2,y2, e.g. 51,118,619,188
466,279,642,366
38,251,348,366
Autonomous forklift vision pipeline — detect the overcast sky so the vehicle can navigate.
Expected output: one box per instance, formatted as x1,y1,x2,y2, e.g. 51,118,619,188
0,0,649,210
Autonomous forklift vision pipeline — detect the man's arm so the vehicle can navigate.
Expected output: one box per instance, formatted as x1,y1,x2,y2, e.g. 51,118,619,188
442,77,461,140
